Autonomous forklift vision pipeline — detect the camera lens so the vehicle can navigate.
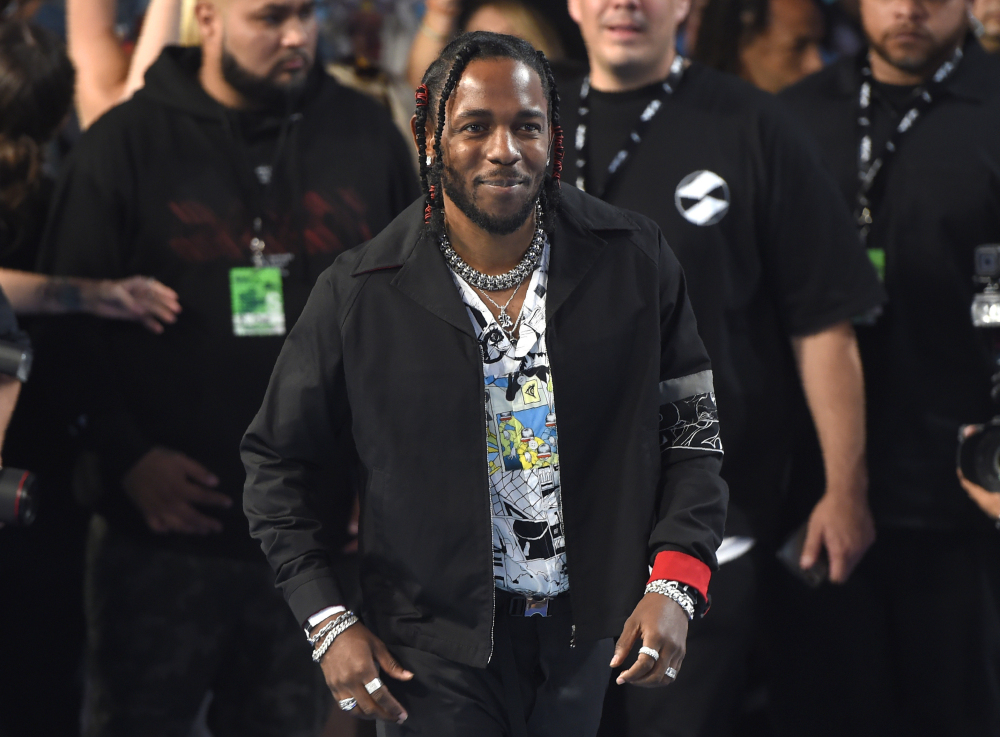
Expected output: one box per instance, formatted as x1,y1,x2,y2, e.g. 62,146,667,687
0,467,36,526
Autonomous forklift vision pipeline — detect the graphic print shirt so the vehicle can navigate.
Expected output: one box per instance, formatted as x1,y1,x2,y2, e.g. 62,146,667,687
449,240,569,597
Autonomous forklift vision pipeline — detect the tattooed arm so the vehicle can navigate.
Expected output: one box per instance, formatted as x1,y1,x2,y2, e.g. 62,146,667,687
0,269,180,333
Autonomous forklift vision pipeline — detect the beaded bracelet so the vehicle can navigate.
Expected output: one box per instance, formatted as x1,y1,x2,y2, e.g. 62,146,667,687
645,580,696,621
312,612,360,663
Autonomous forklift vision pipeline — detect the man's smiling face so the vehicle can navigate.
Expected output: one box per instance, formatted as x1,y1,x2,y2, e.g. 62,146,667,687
437,57,552,235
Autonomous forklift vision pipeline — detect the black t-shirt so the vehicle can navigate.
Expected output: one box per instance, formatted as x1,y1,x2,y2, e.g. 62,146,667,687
559,62,884,538
781,40,1000,529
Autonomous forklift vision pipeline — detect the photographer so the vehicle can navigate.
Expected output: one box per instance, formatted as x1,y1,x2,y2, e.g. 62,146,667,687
782,1,1000,733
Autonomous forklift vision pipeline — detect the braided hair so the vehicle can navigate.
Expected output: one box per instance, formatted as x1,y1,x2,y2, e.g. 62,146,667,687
413,31,563,237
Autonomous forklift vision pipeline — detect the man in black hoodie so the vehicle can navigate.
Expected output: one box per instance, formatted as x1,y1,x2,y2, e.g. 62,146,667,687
40,1,418,734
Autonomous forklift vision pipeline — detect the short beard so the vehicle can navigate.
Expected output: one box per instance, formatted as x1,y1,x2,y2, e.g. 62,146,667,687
221,45,310,111
441,166,541,236
868,25,966,78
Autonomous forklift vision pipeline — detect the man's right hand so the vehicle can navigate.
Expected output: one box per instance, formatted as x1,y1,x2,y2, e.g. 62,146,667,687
316,620,413,724
122,447,230,534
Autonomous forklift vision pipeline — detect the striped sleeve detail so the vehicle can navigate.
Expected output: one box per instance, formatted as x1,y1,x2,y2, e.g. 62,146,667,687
658,369,714,404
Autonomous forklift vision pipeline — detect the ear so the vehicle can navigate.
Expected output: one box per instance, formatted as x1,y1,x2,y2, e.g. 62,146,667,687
410,114,420,154
675,0,693,25
410,112,436,165
195,1,220,42
567,0,583,25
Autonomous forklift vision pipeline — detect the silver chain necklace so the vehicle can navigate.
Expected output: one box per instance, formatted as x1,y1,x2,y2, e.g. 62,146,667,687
439,200,545,292
475,275,527,338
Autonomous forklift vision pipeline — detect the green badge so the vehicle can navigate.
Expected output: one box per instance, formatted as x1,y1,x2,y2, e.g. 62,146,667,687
229,267,285,337
867,248,886,282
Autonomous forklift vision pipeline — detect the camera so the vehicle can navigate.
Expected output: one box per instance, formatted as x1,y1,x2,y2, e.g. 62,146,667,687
0,467,37,526
959,245,1000,489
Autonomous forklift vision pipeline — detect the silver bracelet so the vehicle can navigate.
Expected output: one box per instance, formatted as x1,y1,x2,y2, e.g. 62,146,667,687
312,612,360,663
645,580,696,621
307,612,349,646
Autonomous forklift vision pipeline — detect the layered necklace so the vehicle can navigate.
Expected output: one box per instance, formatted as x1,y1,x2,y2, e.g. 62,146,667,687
439,200,545,338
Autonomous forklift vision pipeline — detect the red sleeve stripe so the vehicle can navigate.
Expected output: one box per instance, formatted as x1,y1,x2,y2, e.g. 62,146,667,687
648,551,711,601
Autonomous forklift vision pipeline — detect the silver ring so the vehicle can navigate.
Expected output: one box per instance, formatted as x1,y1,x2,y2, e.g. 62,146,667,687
638,646,659,662
364,677,383,694
665,666,678,680
338,697,357,711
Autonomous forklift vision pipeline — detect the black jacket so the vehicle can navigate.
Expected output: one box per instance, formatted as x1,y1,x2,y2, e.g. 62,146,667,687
41,47,418,557
242,186,728,666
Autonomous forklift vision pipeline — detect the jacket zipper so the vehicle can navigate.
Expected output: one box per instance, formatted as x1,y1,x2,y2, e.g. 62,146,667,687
480,356,497,664
556,459,575,648
547,323,575,648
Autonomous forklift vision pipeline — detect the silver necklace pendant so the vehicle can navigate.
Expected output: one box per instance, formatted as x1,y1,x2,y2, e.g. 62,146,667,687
477,273,527,345
497,309,513,331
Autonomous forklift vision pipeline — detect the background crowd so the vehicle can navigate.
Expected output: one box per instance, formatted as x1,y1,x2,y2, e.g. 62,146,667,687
0,0,998,736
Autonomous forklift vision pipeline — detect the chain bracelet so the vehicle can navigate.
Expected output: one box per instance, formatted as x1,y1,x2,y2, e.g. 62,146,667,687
311,612,360,663
645,580,696,621
307,611,352,646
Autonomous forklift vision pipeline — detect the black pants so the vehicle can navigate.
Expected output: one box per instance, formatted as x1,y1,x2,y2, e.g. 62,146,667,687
81,515,328,737
597,549,758,737
377,594,614,737
767,526,1000,737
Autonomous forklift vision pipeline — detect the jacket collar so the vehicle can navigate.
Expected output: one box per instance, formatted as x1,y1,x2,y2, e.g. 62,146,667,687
833,35,994,103
350,185,640,337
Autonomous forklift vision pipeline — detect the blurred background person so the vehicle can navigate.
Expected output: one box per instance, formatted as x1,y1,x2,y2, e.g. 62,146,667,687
404,0,585,87
781,0,1000,732
0,18,181,737
560,0,884,735
324,0,420,167
692,0,825,91
39,0,417,734
0,18,181,325
68,0,193,128
973,0,1000,51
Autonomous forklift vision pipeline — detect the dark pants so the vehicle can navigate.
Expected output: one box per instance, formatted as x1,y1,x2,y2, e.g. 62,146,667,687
598,549,758,737
767,526,1000,737
82,515,328,737
377,594,614,737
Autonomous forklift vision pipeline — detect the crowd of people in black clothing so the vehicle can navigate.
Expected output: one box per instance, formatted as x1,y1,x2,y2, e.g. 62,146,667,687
0,0,998,736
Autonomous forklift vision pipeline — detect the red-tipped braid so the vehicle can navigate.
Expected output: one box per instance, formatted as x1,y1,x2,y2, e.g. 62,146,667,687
551,125,565,184
415,84,429,108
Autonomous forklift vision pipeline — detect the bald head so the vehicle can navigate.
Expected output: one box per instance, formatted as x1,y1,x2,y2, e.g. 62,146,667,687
195,0,318,109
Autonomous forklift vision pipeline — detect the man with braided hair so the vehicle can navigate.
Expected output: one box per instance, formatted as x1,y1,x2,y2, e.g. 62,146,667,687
242,30,727,737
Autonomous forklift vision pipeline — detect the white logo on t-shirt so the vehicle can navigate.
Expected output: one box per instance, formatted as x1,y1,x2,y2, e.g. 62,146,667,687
674,170,730,226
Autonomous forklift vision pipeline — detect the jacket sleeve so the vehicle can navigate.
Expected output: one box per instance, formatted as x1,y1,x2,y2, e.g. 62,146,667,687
648,230,728,601
241,267,354,625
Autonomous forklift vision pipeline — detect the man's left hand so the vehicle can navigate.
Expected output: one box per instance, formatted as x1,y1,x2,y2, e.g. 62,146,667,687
610,593,688,688
800,490,875,583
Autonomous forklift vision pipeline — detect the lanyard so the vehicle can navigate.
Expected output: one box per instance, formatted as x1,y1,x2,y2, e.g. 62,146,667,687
574,55,686,199
231,111,300,266
855,46,963,243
